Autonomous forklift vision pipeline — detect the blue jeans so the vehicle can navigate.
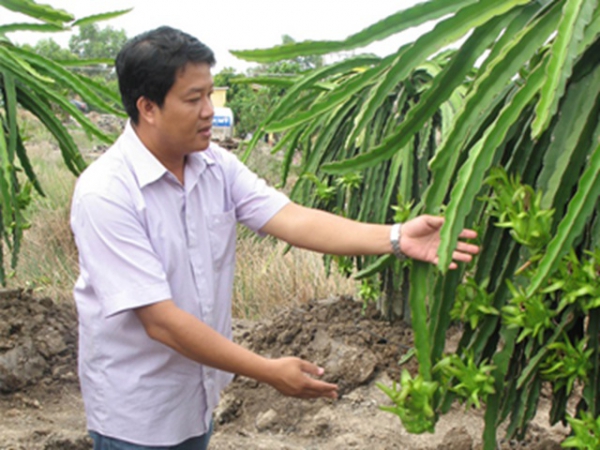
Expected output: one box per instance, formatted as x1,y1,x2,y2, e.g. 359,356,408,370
89,423,212,450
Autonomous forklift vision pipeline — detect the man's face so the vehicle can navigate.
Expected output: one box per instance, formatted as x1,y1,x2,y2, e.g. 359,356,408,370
153,62,214,155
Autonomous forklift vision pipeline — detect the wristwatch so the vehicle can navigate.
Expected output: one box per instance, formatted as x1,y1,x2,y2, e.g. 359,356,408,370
390,223,405,260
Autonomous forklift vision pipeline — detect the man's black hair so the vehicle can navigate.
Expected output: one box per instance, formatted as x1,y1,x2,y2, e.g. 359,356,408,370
115,26,216,124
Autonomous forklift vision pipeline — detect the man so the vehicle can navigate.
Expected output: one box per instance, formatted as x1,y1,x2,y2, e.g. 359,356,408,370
70,26,479,450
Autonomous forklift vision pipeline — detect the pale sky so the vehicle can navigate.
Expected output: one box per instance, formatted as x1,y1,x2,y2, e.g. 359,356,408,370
2,0,433,73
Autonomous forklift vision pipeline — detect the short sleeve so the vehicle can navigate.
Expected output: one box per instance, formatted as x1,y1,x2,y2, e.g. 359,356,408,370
225,154,290,233
71,193,172,317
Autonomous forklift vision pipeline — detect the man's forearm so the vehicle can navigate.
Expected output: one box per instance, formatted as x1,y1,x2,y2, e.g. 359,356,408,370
261,203,393,256
135,300,273,383
135,300,339,399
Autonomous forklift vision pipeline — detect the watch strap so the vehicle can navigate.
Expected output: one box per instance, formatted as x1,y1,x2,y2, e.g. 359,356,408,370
390,223,404,260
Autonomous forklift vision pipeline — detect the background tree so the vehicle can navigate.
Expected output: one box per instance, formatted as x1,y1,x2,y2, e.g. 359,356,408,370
214,35,323,139
233,0,600,447
68,23,127,60
68,23,126,93
21,38,74,60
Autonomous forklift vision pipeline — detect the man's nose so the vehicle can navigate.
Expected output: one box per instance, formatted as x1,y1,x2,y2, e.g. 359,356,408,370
201,99,214,119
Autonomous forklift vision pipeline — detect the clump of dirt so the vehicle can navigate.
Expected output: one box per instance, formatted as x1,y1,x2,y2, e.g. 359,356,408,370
243,296,417,390
0,289,77,393
211,297,416,442
0,292,568,450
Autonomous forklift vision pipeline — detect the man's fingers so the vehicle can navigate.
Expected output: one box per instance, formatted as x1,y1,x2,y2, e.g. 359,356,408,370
302,369,339,394
299,360,324,377
302,379,339,399
458,228,478,240
452,250,474,263
297,391,337,400
455,242,480,255
424,215,445,229
297,360,339,399
433,250,475,270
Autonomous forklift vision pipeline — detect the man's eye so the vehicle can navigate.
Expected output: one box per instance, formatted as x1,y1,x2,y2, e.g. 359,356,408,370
188,97,201,103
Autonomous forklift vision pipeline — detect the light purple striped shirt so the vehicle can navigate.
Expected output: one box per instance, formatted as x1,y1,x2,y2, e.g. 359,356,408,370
70,122,289,445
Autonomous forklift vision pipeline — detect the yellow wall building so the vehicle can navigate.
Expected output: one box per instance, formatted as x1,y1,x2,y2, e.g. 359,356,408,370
212,87,233,140
212,87,228,108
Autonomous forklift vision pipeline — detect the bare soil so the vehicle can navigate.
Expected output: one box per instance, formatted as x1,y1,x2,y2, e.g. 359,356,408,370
0,290,569,450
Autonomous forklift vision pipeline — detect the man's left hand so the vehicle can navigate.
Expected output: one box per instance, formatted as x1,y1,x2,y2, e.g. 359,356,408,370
400,215,479,269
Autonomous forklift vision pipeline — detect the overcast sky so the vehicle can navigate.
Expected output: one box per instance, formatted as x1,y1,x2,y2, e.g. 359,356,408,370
2,0,433,73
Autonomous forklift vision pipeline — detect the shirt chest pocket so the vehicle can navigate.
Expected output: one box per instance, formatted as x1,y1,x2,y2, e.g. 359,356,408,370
207,209,237,271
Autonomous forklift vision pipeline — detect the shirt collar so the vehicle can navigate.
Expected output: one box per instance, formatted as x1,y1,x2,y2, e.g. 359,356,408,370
121,121,216,189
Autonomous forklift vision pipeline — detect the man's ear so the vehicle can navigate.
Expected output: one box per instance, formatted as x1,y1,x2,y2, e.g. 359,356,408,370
136,97,158,125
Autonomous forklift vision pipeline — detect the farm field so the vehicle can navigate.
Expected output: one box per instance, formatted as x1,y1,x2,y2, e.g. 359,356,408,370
0,118,569,449
2,0,600,445
0,290,569,450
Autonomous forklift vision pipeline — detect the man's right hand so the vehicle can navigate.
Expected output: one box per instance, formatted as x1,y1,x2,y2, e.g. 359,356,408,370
263,357,338,399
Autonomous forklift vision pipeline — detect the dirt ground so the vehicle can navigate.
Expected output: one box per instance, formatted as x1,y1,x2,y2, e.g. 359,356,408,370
0,290,569,450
